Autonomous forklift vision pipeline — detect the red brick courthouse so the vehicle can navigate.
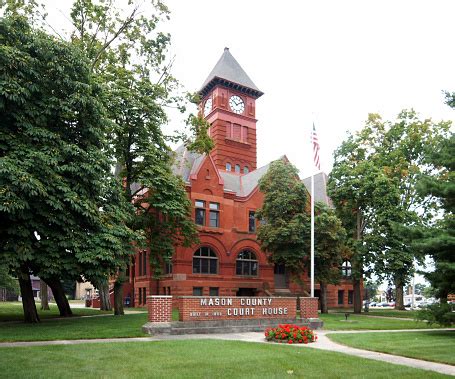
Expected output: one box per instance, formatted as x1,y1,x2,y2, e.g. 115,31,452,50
129,48,357,310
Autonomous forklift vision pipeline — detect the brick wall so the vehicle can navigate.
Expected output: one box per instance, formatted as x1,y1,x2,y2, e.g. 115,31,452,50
147,295,172,323
300,297,318,319
178,296,296,322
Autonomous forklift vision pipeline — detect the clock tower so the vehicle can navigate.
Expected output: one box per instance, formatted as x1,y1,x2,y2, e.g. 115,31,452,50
199,48,263,174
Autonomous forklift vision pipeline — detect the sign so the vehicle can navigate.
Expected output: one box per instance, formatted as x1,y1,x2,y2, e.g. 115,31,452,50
178,296,297,322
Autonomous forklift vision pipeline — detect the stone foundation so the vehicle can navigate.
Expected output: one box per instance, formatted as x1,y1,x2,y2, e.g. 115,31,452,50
142,318,323,335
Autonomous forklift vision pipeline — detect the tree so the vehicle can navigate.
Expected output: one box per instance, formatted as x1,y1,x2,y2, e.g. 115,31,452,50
69,0,205,314
312,203,346,313
414,283,427,296
371,111,449,309
328,111,450,312
328,119,398,313
0,264,19,295
256,160,310,279
412,130,454,325
0,14,135,322
40,281,49,311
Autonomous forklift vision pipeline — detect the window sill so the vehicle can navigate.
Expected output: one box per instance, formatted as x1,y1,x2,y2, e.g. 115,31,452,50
197,226,223,234
225,137,251,148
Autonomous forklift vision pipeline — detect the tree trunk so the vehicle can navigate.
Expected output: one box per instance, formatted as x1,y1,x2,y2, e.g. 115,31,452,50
353,210,363,314
18,267,40,323
353,278,362,314
114,280,124,316
395,278,405,310
98,280,112,311
40,280,50,311
44,277,72,317
319,282,328,314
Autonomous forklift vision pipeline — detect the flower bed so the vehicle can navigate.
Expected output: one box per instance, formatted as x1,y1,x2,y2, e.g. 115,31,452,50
265,324,317,344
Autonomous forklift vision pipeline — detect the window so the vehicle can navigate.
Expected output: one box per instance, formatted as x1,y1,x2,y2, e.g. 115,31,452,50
248,211,256,233
138,252,142,276
193,247,218,274
232,124,241,140
209,287,219,296
164,260,172,275
142,251,147,276
348,290,354,305
341,260,352,278
138,251,147,276
338,290,344,305
235,164,240,173
236,250,258,276
193,287,203,296
226,162,232,171
195,200,205,226
243,166,249,174
242,126,248,141
209,202,220,227
138,287,147,305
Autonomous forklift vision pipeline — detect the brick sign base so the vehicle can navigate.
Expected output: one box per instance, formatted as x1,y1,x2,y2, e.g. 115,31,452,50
144,295,323,335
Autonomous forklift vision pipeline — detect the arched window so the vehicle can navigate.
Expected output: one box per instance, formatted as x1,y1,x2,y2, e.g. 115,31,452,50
243,166,249,174
226,162,232,171
235,164,240,173
193,247,218,274
236,250,258,276
341,260,352,278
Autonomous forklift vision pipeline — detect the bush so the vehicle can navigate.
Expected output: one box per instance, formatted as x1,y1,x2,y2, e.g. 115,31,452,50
265,324,317,344
416,303,455,327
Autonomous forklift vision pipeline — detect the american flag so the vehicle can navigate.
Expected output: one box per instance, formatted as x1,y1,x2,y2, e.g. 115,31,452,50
311,124,320,170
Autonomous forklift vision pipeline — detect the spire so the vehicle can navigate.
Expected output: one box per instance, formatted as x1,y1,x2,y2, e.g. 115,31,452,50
199,48,263,99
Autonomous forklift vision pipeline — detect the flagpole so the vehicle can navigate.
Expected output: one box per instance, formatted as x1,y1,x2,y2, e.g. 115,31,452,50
310,168,315,298
310,122,319,299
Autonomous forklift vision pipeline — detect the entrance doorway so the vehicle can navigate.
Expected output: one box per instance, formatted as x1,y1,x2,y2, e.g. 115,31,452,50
274,263,288,288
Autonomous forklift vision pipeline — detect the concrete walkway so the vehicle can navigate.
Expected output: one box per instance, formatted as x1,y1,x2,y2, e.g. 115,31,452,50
0,329,453,376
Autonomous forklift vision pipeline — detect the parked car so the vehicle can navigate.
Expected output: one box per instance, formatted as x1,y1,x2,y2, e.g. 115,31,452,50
369,302,377,307
404,302,412,308
388,302,395,307
377,302,390,307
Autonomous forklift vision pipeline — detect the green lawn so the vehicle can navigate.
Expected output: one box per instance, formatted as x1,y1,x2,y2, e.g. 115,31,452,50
320,313,437,330
328,330,455,365
0,313,148,342
362,309,418,319
0,340,450,379
329,308,418,319
0,302,110,322
0,305,436,342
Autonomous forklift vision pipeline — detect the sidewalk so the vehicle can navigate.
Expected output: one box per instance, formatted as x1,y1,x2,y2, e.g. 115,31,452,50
0,329,453,376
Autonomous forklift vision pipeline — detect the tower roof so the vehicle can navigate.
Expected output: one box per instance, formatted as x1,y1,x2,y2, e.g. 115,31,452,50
199,48,263,99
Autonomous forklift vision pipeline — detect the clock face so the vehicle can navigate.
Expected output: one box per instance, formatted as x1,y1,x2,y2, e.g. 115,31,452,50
229,95,245,114
204,98,213,116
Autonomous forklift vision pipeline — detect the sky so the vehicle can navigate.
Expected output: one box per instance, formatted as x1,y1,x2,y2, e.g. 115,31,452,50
162,0,455,179
41,0,453,287
42,0,455,179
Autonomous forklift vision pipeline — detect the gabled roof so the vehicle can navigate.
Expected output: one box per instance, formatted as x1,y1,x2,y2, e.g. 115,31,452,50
199,48,263,99
171,145,274,198
172,145,203,183
302,172,333,207
219,161,271,197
